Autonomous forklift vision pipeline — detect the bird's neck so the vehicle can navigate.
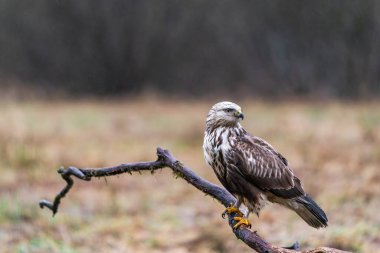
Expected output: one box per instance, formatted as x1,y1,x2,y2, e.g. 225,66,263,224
206,120,243,134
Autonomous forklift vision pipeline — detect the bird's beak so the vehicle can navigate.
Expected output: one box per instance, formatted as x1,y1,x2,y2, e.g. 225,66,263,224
235,111,244,120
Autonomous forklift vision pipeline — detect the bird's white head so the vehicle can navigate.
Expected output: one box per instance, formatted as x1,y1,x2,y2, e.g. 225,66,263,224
206,101,244,130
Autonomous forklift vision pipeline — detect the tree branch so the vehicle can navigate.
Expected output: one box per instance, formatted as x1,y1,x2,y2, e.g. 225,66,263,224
39,148,350,253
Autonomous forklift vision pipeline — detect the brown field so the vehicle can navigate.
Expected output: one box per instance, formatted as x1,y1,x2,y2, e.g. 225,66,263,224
0,98,379,253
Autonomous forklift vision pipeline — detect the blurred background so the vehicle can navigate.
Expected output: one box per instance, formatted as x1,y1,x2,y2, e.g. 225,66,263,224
1,0,380,99
0,1,379,252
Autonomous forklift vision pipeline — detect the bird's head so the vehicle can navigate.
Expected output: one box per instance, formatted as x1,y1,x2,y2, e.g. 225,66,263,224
206,101,244,129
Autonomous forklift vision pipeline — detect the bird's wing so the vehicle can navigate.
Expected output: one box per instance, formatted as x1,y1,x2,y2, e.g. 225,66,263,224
226,134,305,198
251,136,288,166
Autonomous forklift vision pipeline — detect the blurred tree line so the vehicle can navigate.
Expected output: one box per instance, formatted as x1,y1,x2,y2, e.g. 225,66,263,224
0,0,379,98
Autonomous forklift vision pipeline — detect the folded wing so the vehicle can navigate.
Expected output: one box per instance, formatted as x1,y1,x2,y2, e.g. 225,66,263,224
227,135,305,198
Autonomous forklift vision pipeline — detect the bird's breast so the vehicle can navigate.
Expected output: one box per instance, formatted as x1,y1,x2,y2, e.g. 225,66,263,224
203,128,235,172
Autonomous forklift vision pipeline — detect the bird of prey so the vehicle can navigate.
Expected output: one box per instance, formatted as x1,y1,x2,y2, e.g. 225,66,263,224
203,101,328,229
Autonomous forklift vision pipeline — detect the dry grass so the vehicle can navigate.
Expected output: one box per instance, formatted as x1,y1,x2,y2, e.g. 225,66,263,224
0,98,379,253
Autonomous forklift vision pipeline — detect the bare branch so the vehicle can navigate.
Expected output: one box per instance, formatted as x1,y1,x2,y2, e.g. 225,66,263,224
39,148,350,253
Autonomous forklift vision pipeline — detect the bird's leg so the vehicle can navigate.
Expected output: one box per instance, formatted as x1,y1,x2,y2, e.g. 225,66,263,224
233,210,252,229
222,198,243,218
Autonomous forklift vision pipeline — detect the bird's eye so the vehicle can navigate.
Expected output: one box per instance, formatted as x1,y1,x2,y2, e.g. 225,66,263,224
224,108,234,113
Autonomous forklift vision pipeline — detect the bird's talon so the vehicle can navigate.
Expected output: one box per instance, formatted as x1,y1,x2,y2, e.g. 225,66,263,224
233,217,251,229
222,203,244,218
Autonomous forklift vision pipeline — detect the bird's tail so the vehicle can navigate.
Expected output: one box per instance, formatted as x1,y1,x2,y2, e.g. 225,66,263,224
291,195,328,229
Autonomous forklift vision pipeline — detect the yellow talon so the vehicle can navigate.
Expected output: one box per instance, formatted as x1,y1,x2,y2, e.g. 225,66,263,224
222,203,244,218
233,216,251,229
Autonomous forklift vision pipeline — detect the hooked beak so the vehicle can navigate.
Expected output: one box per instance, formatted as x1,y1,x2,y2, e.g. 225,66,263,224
235,111,244,120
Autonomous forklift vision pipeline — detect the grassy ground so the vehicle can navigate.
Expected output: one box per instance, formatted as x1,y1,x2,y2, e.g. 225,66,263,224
0,98,379,253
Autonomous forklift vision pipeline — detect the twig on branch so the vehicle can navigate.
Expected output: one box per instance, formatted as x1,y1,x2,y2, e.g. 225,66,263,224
39,148,350,253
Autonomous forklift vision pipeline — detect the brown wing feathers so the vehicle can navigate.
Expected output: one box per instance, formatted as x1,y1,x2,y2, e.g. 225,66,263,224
230,135,305,198
270,177,305,199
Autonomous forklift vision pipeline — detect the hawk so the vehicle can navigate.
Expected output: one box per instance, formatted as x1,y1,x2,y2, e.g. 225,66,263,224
203,101,328,229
